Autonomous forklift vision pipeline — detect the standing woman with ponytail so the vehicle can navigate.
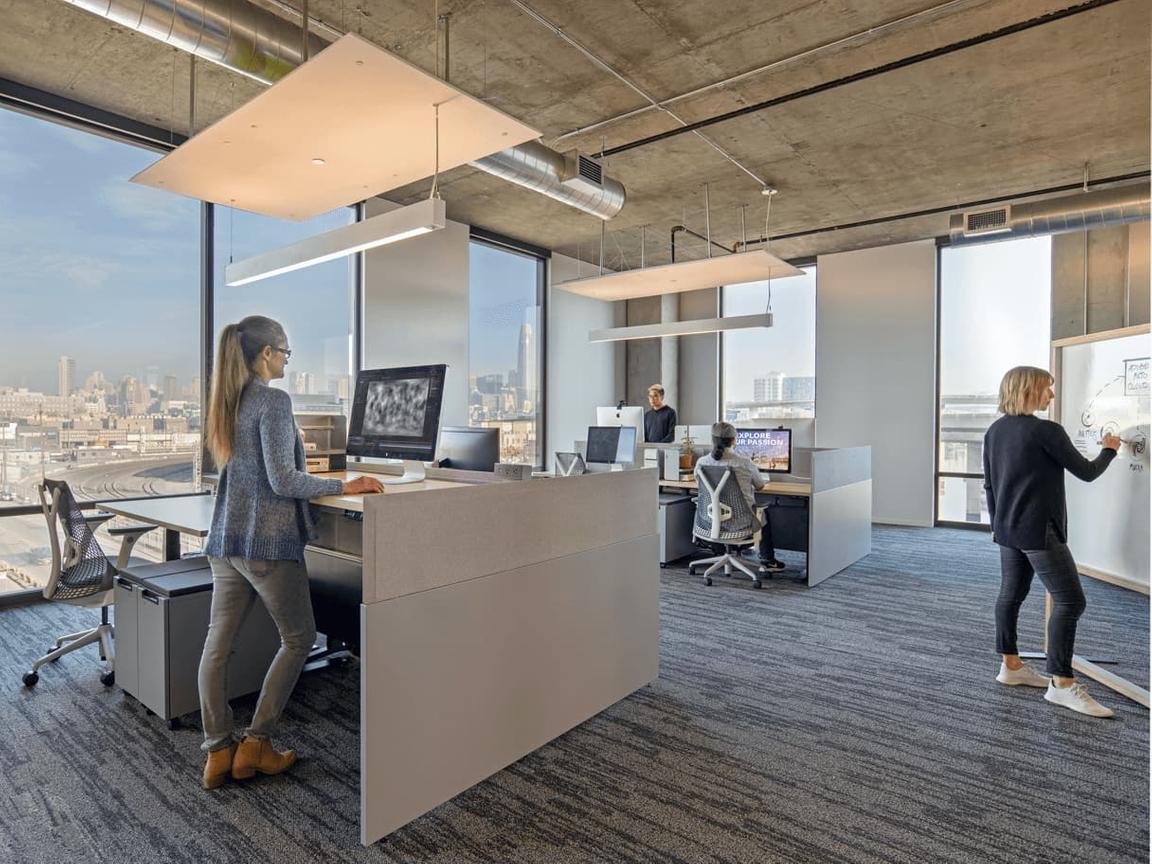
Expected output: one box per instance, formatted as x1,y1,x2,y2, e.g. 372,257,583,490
198,316,383,789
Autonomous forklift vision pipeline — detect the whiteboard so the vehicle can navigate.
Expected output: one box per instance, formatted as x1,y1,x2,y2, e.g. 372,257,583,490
1059,332,1151,587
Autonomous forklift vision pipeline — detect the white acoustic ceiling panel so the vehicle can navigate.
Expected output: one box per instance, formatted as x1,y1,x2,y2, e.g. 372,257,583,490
132,34,540,220
555,250,804,301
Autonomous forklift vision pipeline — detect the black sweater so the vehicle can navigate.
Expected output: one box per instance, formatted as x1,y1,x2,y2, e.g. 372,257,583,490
644,405,677,443
982,414,1116,550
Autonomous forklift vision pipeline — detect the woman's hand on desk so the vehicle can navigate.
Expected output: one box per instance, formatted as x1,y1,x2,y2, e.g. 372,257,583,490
343,476,385,495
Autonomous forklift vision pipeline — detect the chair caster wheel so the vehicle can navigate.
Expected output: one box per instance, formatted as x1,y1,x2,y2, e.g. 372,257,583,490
100,671,115,687
703,577,712,586
22,672,39,687
167,718,181,731
752,579,763,589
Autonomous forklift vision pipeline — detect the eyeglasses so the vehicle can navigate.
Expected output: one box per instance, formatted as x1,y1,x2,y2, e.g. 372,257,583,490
273,347,292,359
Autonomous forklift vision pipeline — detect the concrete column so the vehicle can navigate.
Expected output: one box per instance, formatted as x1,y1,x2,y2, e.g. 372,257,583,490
660,293,680,412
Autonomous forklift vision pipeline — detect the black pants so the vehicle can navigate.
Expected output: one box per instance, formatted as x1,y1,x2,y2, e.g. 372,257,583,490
995,528,1086,678
757,512,776,562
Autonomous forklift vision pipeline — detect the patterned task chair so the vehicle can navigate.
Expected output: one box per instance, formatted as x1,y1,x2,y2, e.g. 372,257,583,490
688,464,765,589
21,479,155,688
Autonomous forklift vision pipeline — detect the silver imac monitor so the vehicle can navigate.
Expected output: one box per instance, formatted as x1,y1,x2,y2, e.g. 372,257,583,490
596,405,645,442
347,364,447,484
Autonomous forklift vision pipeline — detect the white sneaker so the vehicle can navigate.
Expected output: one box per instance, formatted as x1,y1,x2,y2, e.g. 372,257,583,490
1044,680,1115,718
996,661,1050,688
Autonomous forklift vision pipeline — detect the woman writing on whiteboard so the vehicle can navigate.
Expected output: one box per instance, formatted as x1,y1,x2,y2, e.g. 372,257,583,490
984,366,1120,718
199,316,384,789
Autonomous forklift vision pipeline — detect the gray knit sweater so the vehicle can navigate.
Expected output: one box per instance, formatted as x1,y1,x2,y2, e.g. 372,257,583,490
205,378,344,561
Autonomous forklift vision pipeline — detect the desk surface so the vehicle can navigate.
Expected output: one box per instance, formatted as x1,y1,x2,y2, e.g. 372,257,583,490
659,478,812,497
312,470,474,512
101,495,215,536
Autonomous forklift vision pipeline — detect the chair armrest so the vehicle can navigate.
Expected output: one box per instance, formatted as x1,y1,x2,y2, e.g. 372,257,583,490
107,523,158,537
108,523,158,570
84,512,115,528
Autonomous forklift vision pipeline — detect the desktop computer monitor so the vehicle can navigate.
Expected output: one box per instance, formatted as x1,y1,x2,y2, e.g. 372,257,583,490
438,426,500,472
347,364,447,484
596,405,645,442
733,427,792,473
586,426,621,464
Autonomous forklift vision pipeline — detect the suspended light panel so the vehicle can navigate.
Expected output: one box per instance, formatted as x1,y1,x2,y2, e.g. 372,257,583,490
132,33,540,220
556,250,803,302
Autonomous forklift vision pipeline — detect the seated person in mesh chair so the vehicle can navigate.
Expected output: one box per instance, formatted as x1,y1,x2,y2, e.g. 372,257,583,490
695,421,785,572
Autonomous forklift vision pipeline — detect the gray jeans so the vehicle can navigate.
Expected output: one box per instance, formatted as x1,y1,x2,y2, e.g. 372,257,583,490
198,556,316,752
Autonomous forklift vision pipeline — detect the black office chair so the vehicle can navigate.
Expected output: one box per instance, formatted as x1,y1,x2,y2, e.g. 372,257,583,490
21,480,155,688
689,464,764,588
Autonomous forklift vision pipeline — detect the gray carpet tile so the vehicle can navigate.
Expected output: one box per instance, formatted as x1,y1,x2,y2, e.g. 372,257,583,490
0,526,1146,864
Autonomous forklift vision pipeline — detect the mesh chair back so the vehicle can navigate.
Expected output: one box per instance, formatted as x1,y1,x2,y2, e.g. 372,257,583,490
693,463,756,543
38,479,113,601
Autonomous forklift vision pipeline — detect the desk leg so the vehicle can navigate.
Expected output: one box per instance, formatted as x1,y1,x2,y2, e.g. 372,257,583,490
164,529,180,561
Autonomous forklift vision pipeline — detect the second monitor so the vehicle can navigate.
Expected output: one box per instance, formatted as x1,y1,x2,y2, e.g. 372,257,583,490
438,426,500,472
586,425,637,465
733,427,792,473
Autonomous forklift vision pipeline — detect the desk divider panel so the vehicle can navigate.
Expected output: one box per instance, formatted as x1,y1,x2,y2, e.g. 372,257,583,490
360,468,658,603
808,447,873,586
357,468,660,844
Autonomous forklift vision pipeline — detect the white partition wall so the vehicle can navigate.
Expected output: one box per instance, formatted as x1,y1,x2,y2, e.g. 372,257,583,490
815,240,937,526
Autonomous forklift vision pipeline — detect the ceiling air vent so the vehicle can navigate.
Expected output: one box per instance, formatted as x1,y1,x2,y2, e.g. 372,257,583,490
560,150,605,195
962,206,1012,236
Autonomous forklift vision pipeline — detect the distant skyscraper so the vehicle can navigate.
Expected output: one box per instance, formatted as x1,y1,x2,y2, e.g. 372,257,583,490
516,321,536,405
58,356,75,398
476,374,503,395
782,376,816,403
753,372,784,403
163,375,179,403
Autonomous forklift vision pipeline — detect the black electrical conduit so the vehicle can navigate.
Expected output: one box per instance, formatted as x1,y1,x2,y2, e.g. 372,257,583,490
731,171,1150,247
602,0,1125,158
670,225,735,262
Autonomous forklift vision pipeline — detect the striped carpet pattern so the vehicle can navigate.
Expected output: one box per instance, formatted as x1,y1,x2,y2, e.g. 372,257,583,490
0,526,1146,863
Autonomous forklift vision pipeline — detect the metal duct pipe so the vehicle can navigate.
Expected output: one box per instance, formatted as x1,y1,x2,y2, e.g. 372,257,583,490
949,184,1149,244
59,0,626,220
470,141,624,220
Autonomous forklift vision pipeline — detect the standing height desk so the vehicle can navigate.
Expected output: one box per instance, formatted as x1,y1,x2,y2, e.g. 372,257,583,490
101,494,214,560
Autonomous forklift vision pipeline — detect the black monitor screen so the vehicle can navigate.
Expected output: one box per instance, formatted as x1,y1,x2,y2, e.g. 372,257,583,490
438,426,500,472
586,426,621,464
347,365,447,461
733,427,792,473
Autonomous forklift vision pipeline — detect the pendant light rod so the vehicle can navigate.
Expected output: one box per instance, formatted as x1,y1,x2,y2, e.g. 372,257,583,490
704,183,712,259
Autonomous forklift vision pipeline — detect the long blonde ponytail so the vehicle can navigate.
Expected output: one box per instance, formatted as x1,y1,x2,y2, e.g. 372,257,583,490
206,316,286,467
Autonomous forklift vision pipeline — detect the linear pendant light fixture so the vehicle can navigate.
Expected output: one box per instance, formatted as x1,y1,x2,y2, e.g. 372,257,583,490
589,313,774,343
225,198,445,286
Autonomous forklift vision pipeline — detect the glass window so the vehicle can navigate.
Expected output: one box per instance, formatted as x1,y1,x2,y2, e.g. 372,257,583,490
937,236,1052,525
721,266,816,425
212,205,355,425
0,108,200,590
467,241,545,466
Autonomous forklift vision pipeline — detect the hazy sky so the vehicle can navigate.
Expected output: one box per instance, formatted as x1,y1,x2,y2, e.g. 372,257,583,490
0,108,201,391
940,236,1052,395
468,242,540,381
722,267,817,403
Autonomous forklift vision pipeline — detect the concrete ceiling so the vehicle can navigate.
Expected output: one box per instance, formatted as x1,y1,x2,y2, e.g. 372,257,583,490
0,0,1148,264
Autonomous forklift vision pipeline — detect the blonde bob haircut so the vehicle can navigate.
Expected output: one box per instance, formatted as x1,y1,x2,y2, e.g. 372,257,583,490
998,366,1054,415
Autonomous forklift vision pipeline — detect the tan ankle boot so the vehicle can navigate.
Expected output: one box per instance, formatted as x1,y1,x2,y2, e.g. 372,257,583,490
202,742,239,790
231,737,297,780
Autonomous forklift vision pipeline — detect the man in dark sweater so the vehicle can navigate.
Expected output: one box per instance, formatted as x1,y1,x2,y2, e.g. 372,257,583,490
643,384,677,443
